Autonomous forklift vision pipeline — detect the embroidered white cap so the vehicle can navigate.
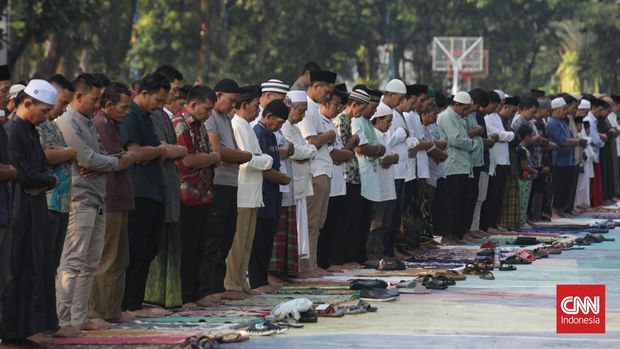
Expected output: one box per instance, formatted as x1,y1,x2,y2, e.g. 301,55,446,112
385,79,406,95
578,99,591,110
453,91,472,105
370,102,393,121
24,79,57,105
551,97,567,109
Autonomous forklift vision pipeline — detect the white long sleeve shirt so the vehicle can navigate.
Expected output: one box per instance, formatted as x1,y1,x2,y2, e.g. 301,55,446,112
484,112,514,175
231,114,273,208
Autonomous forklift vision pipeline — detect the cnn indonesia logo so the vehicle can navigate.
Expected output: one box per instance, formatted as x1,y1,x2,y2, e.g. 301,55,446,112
556,285,605,333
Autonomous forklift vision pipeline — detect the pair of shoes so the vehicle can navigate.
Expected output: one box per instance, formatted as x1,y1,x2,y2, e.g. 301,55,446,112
299,309,318,323
181,335,220,348
513,236,539,245
421,275,450,290
359,288,400,302
349,279,388,290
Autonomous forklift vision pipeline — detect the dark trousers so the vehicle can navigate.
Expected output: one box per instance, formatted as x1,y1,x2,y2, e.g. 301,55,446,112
248,217,278,289
0,225,13,335
564,165,579,213
318,195,346,268
123,198,165,311
342,183,364,264
432,178,448,236
48,210,69,270
552,166,573,209
365,200,396,260
385,179,405,257
179,204,209,304
402,178,427,246
201,185,237,296
353,195,372,264
529,168,548,220
481,165,509,231
446,174,469,239
463,166,481,233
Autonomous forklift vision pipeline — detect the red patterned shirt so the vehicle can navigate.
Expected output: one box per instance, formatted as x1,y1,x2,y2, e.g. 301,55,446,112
173,107,214,205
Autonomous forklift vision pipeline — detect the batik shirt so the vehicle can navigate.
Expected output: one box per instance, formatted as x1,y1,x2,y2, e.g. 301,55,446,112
37,118,71,213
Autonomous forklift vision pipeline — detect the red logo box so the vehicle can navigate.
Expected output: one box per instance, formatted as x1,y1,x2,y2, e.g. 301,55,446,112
557,284,605,333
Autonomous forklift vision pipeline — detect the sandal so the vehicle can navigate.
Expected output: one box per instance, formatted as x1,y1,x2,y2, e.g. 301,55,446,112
396,279,431,294
315,304,345,317
435,275,456,286
422,275,449,290
479,271,495,280
498,261,517,271
464,263,478,275
504,255,531,265
357,300,378,312
299,309,318,323
275,317,303,328
247,322,276,336
342,305,368,315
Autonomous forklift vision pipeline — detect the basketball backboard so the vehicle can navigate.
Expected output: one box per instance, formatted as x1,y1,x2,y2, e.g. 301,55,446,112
432,36,484,94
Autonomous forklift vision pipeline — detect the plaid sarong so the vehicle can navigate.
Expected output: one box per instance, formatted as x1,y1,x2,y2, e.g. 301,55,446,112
498,175,520,229
269,206,299,277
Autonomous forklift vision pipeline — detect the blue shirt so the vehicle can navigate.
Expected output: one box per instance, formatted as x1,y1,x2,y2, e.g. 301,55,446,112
37,118,71,213
120,102,164,203
254,122,280,219
547,116,575,166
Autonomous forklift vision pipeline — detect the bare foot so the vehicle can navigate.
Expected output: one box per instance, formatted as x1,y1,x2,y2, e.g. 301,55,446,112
343,262,364,269
27,332,55,344
195,294,222,307
253,285,278,294
212,290,248,300
129,307,172,318
113,311,137,324
326,264,345,273
268,273,287,285
297,271,317,279
182,302,199,310
80,318,111,331
53,325,82,338
317,268,333,276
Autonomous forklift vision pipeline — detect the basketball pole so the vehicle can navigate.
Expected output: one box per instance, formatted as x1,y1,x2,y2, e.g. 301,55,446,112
452,62,460,95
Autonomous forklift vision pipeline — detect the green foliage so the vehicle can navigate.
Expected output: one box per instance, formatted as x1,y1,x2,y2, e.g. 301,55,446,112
5,0,620,93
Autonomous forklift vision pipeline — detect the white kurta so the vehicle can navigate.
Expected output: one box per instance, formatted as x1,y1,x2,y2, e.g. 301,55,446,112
281,120,317,200
297,96,333,178
484,112,514,176
323,115,346,197
231,114,273,208
388,109,410,180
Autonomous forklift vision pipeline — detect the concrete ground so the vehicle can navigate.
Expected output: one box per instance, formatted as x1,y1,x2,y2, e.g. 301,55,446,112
227,227,620,348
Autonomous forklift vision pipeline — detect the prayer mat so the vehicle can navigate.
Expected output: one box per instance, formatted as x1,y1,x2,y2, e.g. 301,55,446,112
53,329,201,346
139,315,264,324
355,268,452,278
173,308,271,317
222,294,357,307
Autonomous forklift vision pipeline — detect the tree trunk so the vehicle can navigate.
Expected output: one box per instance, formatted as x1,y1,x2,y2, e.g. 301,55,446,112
34,33,65,77
253,0,275,79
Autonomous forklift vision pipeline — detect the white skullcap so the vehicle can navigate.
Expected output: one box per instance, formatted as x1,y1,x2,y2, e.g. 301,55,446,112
286,90,307,104
578,99,591,110
385,79,406,95
9,84,26,99
24,79,57,105
494,89,506,101
551,97,567,109
453,91,472,105
261,79,289,95
370,102,393,121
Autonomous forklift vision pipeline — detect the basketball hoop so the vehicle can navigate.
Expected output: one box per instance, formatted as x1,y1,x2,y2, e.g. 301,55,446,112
432,37,484,94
